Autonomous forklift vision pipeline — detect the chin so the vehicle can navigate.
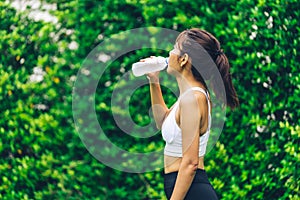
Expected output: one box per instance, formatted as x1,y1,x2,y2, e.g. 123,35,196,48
166,66,171,74
166,66,174,75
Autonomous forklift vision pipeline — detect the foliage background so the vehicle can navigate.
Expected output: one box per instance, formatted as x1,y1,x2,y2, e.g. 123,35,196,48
0,0,299,199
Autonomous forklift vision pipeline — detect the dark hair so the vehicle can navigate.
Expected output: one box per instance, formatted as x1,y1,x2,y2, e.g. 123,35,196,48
176,28,239,110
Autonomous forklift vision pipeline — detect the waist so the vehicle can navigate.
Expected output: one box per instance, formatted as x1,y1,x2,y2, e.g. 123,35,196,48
164,155,205,174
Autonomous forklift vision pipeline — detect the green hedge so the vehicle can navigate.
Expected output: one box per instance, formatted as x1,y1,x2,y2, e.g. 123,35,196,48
0,0,299,199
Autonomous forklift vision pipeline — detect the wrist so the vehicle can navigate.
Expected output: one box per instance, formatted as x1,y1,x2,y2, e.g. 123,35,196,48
147,76,159,84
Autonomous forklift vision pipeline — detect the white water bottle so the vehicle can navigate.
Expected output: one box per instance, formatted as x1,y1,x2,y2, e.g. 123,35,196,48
132,56,169,77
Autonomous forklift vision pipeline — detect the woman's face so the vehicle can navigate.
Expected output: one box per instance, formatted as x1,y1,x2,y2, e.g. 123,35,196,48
167,43,182,75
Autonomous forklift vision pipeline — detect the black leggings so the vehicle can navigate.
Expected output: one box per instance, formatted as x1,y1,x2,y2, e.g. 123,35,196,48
164,169,219,200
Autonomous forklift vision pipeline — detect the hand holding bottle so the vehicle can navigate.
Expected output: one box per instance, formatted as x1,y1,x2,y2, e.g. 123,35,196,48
132,56,168,77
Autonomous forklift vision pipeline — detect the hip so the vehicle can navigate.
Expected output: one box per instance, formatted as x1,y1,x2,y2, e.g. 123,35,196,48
164,169,219,200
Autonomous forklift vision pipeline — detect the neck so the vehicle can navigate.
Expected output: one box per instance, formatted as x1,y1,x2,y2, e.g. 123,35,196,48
176,70,205,96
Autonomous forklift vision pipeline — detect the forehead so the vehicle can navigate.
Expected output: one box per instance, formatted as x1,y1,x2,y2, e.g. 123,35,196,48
175,32,188,49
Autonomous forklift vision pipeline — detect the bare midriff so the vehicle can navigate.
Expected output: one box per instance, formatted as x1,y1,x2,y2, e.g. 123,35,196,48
164,155,205,174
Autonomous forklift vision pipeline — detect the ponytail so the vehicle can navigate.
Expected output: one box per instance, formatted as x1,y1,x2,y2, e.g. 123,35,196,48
177,28,239,110
213,52,239,110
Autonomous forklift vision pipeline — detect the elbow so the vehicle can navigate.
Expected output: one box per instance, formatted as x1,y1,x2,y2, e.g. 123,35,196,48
181,157,199,172
155,122,162,130
187,162,199,172
153,111,168,130
155,118,166,130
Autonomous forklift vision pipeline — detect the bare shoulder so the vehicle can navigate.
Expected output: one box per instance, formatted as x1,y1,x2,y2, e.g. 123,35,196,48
179,90,207,108
179,90,208,121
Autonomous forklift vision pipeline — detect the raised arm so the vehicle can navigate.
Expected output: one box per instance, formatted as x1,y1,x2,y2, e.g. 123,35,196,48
147,71,169,129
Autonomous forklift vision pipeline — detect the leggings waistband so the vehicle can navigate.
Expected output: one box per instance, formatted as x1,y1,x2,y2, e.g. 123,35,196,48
164,169,210,185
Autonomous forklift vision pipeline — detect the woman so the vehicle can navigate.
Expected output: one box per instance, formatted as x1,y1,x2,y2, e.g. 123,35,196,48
145,28,239,200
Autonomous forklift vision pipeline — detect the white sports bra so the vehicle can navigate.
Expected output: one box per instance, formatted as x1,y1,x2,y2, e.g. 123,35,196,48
161,87,211,157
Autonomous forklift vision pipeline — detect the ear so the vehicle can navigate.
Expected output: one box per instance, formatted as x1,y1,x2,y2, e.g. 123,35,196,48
180,53,189,67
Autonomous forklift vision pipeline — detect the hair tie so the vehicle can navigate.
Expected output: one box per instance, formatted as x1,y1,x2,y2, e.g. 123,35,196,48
215,49,224,56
